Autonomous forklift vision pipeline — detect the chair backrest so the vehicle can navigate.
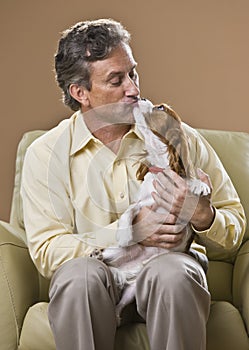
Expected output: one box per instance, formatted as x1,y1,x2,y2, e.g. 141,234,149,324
10,128,249,242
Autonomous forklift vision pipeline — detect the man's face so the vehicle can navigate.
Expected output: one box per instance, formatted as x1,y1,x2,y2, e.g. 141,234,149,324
82,43,140,124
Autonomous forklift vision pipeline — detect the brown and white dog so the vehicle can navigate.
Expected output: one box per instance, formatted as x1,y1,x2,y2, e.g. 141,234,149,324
90,99,210,323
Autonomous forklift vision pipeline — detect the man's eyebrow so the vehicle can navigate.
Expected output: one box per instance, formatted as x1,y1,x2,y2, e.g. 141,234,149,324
106,71,123,81
106,64,137,81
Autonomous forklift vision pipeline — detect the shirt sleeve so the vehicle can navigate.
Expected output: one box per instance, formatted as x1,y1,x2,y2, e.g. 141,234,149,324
21,141,118,279
186,126,246,262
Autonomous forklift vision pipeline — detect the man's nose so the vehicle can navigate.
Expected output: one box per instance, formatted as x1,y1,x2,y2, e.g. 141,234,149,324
125,75,140,97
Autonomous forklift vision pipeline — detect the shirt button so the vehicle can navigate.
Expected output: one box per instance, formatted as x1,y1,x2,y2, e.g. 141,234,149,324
119,192,125,199
116,160,121,166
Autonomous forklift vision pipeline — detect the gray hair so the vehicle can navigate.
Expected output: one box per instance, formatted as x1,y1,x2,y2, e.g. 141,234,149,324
55,18,131,111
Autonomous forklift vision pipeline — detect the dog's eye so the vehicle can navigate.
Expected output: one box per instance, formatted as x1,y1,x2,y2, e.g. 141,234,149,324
154,105,165,111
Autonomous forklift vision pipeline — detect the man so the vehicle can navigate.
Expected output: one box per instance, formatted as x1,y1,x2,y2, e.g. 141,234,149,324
21,19,246,350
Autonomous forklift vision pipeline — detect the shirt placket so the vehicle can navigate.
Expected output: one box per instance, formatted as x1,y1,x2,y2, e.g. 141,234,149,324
112,159,129,215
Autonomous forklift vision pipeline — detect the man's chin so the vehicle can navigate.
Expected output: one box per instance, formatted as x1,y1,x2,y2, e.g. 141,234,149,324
87,102,136,125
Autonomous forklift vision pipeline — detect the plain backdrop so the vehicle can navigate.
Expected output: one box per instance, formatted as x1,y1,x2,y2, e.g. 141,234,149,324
1,0,249,221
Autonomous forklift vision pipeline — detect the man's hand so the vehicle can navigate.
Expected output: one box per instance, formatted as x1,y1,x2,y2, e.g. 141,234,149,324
132,206,188,249
132,168,215,248
151,168,215,231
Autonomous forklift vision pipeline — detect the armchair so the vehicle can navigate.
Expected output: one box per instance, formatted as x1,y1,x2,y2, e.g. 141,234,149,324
1,128,249,349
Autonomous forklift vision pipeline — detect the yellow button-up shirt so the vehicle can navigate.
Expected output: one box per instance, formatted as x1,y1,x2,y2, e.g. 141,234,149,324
21,111,246,278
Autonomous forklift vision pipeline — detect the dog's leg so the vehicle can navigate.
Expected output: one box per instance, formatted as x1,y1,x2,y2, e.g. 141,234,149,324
116,203,141,247
115,282,136,326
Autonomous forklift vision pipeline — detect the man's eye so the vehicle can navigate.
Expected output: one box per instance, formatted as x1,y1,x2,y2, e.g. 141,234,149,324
110,79,122,86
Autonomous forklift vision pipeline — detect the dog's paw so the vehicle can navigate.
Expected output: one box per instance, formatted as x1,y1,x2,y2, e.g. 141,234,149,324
188,179,211,196
89,248,104,261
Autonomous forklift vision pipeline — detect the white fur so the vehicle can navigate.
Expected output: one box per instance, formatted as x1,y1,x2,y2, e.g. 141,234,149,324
95,100,210,323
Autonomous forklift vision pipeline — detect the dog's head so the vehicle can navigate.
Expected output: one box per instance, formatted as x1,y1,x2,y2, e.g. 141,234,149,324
136,102,194,180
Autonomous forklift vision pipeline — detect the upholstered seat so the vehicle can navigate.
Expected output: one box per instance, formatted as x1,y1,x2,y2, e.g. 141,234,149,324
1,128,249,349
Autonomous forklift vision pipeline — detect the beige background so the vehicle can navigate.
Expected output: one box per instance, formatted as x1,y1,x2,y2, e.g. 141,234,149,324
1,0,249,221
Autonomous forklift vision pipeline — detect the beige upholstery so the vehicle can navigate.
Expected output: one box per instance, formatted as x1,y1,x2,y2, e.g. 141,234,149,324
1,128,249,349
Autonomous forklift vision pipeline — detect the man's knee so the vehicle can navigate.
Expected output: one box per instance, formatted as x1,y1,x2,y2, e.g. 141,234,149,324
137,252,207,290
49,257,110,298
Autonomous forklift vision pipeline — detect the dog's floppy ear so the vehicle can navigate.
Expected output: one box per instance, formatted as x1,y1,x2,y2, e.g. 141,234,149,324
145,103,194,178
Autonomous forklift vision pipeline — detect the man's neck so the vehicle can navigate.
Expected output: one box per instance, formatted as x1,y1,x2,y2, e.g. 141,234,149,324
82,110,131,154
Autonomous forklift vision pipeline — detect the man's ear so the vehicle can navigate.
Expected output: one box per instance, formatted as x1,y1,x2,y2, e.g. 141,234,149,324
69,84,90,107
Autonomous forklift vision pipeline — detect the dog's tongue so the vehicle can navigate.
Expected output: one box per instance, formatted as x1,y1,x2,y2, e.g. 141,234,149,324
149,166,164,174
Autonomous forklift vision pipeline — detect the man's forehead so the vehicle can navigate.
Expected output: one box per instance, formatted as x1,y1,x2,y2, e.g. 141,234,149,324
90,44,137,77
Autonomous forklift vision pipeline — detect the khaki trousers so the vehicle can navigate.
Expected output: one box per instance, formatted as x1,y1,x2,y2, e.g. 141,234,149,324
48,253,210,350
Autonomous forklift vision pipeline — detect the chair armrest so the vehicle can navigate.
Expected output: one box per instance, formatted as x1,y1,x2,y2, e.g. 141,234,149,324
0,221,40,349
233,239,249,334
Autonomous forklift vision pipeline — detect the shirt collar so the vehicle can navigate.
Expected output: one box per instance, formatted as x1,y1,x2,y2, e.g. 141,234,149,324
70,111,144,156
70,111,96,156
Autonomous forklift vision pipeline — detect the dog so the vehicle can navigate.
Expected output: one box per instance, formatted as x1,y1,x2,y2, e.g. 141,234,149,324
90,99,210,324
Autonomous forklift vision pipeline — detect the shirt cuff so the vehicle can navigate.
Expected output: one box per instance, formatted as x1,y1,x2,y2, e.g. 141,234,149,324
191,207,228,246
191,206,218,236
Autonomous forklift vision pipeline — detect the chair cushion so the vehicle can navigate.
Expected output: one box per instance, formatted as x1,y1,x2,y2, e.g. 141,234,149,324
206,261,233,302
18,302,150,350
19,301,249,350
18,302,55,350
207,301,249,350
